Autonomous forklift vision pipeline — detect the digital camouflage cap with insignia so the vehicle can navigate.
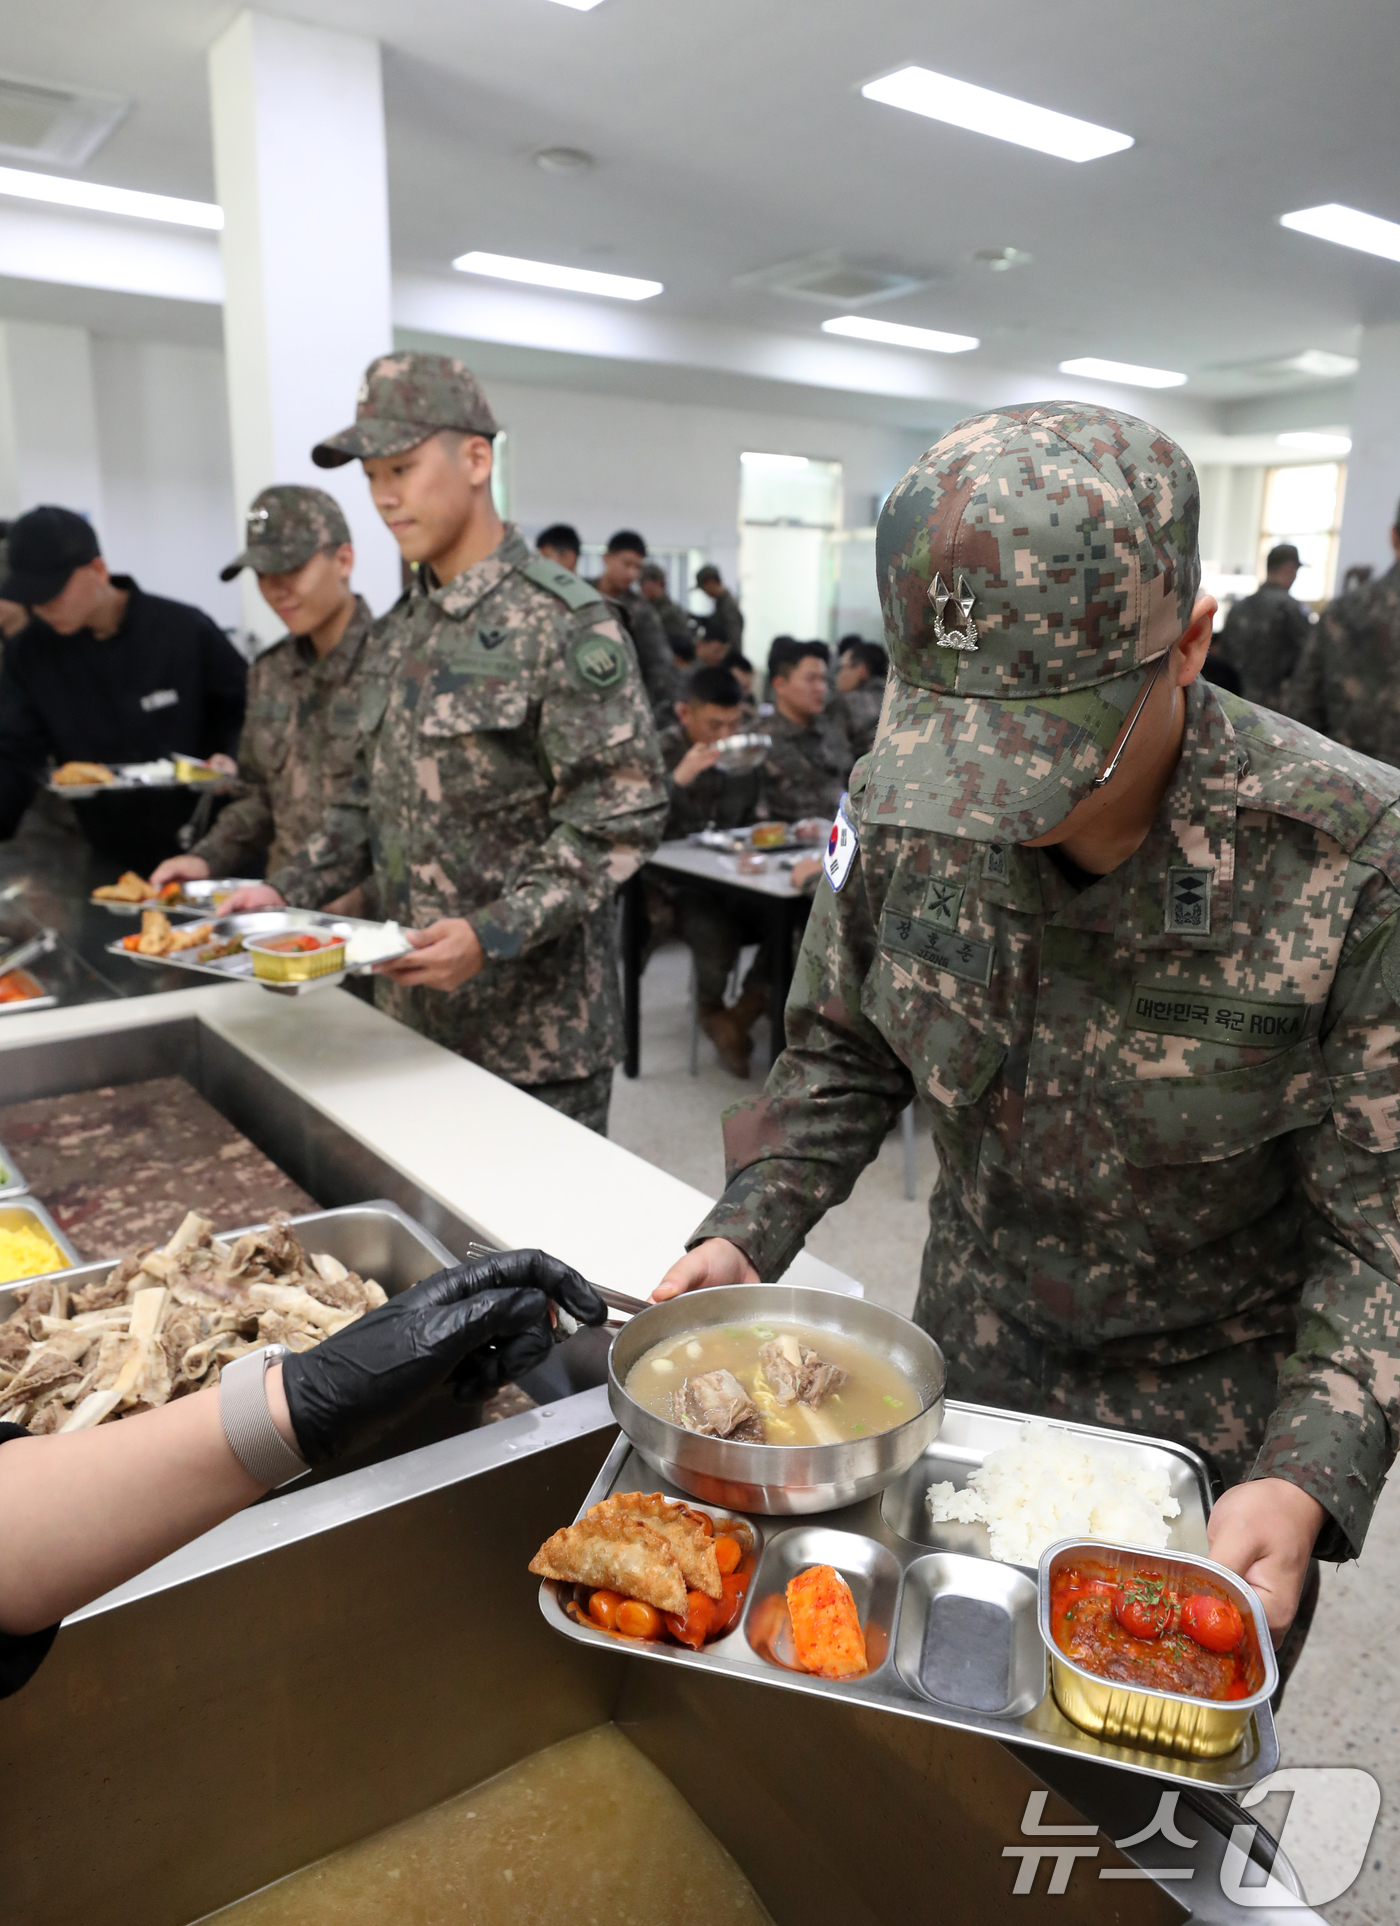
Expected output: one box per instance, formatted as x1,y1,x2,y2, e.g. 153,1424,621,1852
312,352,498,468
220,485,352,580
867,401,1202,844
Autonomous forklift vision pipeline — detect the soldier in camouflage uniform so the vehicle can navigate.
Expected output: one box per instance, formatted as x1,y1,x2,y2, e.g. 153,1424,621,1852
587,532,680,728
1286,509,1400,764
761,639,853,824
227,355,667,1135
662,402,1400,1644
1212,543,1313,712
833,637,889,760
152,486,375,890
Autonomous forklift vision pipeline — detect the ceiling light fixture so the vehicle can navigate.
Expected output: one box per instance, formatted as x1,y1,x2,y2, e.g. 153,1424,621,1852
1280,203,1400,264
1277,431,1352,455
740,452,810,471
545,0,607,10
974,246,1033,272
861,66,1133,163
1059,355,1186,389
822,314,978,354
452,249,661,300
532,146,594,172
0,161,221,228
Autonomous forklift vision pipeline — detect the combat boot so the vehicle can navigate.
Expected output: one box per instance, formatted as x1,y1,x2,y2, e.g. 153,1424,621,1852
699,1002,752,1078
727,984,770,1053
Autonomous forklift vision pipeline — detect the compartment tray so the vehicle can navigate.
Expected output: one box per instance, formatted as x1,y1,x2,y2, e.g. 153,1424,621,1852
538,1401,1279,1793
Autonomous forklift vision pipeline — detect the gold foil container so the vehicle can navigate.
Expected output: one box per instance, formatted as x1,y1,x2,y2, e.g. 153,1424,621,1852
174,755,219,782
1038,1539,1277,1760
245,935,346,983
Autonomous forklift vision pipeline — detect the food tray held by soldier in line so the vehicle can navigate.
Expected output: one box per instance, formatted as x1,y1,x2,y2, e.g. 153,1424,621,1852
539,1404,1280,1795
106,910,413,996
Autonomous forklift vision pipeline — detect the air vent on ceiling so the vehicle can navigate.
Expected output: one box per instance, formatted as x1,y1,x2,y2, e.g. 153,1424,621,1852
0,73,130,169
734,250,930,308
1217,349,1359,387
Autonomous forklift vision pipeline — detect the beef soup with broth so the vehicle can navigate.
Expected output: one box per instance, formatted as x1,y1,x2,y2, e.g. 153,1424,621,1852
626,1321,918,1447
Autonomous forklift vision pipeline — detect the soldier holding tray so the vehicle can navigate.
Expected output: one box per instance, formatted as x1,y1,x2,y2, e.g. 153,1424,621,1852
658,402,1400,1672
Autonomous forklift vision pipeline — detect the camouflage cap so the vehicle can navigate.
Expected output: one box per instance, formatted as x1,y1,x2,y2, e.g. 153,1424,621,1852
312,352,498,468
866,402,1201,844
220,485,351,581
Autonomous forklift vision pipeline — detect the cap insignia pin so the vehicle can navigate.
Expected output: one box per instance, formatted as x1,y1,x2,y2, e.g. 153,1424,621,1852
929,572,978,651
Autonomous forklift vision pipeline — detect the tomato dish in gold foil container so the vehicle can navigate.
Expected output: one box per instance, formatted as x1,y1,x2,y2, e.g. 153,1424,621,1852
1039,1539,1277,1760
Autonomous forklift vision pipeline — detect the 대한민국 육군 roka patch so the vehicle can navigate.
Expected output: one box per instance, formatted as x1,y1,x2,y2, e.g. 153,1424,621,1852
569,629,628,693
1129,982,1308,1048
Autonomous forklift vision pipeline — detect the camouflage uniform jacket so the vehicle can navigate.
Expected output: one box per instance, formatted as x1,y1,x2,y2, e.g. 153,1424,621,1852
586,578,679,725
190,596,376,879
649,592,697,646
832,679,886,761
694,679,1400,1559
760,706,853,824
1214,583,1313,712
702,588,744,649
270,526,668,1085
1286,559,1400,763
657,721,760,839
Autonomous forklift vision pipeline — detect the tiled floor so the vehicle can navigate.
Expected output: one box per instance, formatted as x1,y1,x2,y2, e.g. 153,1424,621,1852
609,941,1397,1921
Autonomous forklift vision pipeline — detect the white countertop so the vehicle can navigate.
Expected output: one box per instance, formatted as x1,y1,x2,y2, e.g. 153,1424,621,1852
0,982,860,1301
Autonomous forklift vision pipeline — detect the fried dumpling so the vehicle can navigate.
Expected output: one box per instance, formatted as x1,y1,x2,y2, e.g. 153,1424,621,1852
529,1514,687,1615
585,1492,723,1601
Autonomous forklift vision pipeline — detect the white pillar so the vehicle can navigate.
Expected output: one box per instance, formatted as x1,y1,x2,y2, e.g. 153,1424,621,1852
1337,322,1400,580
0,321,105,528
208,11,399,642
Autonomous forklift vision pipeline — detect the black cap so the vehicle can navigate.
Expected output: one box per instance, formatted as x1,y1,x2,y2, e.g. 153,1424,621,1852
1266,542,1302,572
0,505,100,606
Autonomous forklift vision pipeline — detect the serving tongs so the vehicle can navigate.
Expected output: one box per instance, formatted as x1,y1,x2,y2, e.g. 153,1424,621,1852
0,928,58,979
459,1239,648,1332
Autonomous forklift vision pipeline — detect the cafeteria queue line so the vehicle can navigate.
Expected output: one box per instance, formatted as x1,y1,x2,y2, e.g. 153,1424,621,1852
4,353,1400,1923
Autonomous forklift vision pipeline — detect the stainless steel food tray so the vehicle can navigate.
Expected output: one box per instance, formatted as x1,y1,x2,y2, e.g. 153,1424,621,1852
104,909,411,994
0,1134,28,1198
0,1196,81,1277
0,1199,455,1319
47,758,224,801
0,971,58,1016
539,1403,1280,1793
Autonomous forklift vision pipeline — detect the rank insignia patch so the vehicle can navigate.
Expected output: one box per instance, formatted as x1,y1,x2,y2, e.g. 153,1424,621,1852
1167,867,1211,934
983,844,1007,880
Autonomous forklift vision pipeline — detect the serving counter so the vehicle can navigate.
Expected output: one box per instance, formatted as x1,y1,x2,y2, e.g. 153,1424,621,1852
0,989,1318,1923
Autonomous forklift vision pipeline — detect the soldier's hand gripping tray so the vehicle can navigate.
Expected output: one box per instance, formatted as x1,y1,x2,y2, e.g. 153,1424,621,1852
694,401,1400,1568
269,525,666,1088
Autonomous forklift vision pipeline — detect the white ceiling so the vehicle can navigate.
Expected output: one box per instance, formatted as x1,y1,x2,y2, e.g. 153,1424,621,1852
4,0,1400,412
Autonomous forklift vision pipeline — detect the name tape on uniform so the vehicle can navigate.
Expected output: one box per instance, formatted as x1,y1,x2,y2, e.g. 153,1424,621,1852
140,688,179,713
1129,982,1307,1047
881,908,994,987
823,799,858,892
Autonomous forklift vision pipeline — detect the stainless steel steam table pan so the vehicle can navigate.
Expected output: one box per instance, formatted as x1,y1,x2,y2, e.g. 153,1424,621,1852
0,1134,28,1199
0,1199,456,1319
540,1405,1279,1793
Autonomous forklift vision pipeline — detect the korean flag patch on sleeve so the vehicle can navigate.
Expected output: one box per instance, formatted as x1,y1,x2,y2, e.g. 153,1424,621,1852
822,794,859,893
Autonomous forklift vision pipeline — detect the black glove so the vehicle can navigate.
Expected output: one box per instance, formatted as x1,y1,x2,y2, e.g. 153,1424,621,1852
280,1249,606,1465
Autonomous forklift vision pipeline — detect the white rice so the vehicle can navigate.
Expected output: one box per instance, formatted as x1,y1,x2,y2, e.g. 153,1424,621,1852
925,1421,1180,1566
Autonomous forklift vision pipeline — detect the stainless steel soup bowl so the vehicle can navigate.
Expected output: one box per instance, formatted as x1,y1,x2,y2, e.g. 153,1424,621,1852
607,1285,946,1514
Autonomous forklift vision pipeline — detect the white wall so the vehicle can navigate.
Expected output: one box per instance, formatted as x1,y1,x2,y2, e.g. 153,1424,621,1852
0,320,105,525
91,337,242,627
486,376,928,642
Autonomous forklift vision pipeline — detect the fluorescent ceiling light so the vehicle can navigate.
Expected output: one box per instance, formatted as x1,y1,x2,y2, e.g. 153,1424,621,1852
1280,203,1400,264
1277,431,1352,455
452,249,660,300
822,313,978,354
1059,355,1186,389
741,451,810,470
862,66,1132,163
1288,349,1359,380
546,0,606,8
0,161,221,228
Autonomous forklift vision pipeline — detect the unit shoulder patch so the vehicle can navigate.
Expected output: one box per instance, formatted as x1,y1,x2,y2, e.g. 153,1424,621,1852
568,629,628,694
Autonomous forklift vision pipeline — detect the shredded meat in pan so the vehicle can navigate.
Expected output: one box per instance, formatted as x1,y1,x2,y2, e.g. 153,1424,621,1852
0,1210,387,1434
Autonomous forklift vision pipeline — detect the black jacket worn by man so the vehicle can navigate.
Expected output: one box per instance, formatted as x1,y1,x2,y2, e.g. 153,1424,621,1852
0,577,247,872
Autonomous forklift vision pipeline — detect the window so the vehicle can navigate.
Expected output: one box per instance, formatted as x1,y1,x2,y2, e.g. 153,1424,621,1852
1258,461,1346,603
737,453,843,669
